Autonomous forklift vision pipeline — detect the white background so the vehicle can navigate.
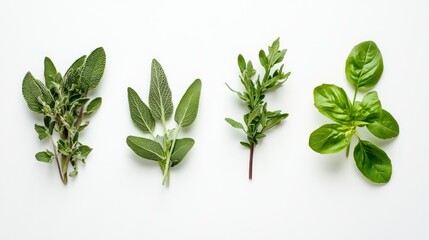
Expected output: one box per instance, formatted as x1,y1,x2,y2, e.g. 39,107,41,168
1,0,428,239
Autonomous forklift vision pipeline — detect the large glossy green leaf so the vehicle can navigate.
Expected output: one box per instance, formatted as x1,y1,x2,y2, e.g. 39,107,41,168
314,84,352,124
149,59,174,120
44,57,57,88
352,91,382,125
175,79,202,127
353,140,392,183
128,87,155,133
309,124,352,154
367,109,399,139
126,136,164,161
345,41,383,89
81,47,106,90
171,138,195,167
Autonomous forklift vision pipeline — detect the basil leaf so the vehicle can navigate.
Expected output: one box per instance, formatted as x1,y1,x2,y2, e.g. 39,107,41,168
149,59,174,120
171,138,195,167
44,57,57,89
352,91,382,125
345,41,383,89
309,124,352,154
128,87,155,133
313,84,352,124
81,47,106,90
126,136,164,161
174,79,202,127
353,140,392,183
367,109,399,139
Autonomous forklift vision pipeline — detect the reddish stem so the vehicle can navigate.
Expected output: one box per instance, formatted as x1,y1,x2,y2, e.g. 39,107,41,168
249,143,254,180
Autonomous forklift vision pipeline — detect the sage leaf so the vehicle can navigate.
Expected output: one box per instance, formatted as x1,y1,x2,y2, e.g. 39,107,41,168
65,55,86,77
126,136,164,161
35,150,53,163
352,91,382,125
85,97,102,116
81,47,106,90
367,109,399,139
22,72,46,113
314,84,352,124
127,87,155,133
149,59,173,120
171,138,195,167
225,118,245,131
44,57,57,88
309,124,352,154
354,140,392,183
345,41,383,89
174,79,202,127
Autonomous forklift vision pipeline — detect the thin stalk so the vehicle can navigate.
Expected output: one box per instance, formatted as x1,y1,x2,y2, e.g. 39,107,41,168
50,137,66,184
249,143,255,180
162,126,181,185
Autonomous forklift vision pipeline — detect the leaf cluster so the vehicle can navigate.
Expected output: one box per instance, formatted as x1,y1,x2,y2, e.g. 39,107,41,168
309,41,399,184
225,38,290,148
22,47,106,184
126,59,202,186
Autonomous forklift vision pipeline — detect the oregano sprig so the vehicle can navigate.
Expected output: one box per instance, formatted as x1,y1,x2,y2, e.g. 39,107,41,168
309,41,399,184
22,47,106,184
126,59,202,186
225,38,291,179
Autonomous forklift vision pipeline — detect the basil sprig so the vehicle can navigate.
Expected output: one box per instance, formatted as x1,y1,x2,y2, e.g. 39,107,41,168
309,41,399,184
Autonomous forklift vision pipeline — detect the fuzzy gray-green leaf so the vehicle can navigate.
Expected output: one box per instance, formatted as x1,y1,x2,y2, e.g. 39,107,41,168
22,72,45,113
175,79,202,127
35,150,53,163
126,136,164,161
128,87,155,133
85,97,102,116
44,57,57,88
149,59,173,120
81,47,106,90
171,138,195,167
35,124,49,140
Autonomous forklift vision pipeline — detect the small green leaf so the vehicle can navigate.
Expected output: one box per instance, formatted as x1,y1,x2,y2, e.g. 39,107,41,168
238,54,246,73
171,138,195,167
85,97,102,116
174,79,202,127
69,170,78,177
127,87,155,133
65,55,86,78
149,59,174,120
225,118,245,131
80,47,106,90
354,140,392,183
314,84,352,124
78,145,92,158
263,113,288,131
35,150,53,163
367,109,399,139
34,124,49,140
240,142,250,149
309,124,352,154
352,91,382,125
126,136,164,161
259,50,268,67
44,57,57,88
345,41,383,89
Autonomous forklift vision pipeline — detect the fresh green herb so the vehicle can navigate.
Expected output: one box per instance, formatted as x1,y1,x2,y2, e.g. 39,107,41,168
225,38,290,179
309,41,399,184
22,47,106,184
126,59,202,186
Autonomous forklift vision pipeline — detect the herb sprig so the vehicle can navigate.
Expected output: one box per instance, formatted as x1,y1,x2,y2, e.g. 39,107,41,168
126,59,202,186
309,41,399,184
22,47,106,184
225,38,290,179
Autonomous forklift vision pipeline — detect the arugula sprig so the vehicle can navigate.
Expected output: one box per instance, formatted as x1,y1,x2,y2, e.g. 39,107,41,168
309,41,399,184
22,47,106,184
126,59,202,186
225,38,290,179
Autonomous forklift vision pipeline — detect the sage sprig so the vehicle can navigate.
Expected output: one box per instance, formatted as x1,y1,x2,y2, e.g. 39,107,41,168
225,38,290,179
309,41,399,184
22,47,106,184
126,59,202,186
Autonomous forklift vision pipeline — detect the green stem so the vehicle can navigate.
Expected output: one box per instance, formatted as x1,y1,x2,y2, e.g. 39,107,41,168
352,86,358,105
162,126,181,186
50,137,66,184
